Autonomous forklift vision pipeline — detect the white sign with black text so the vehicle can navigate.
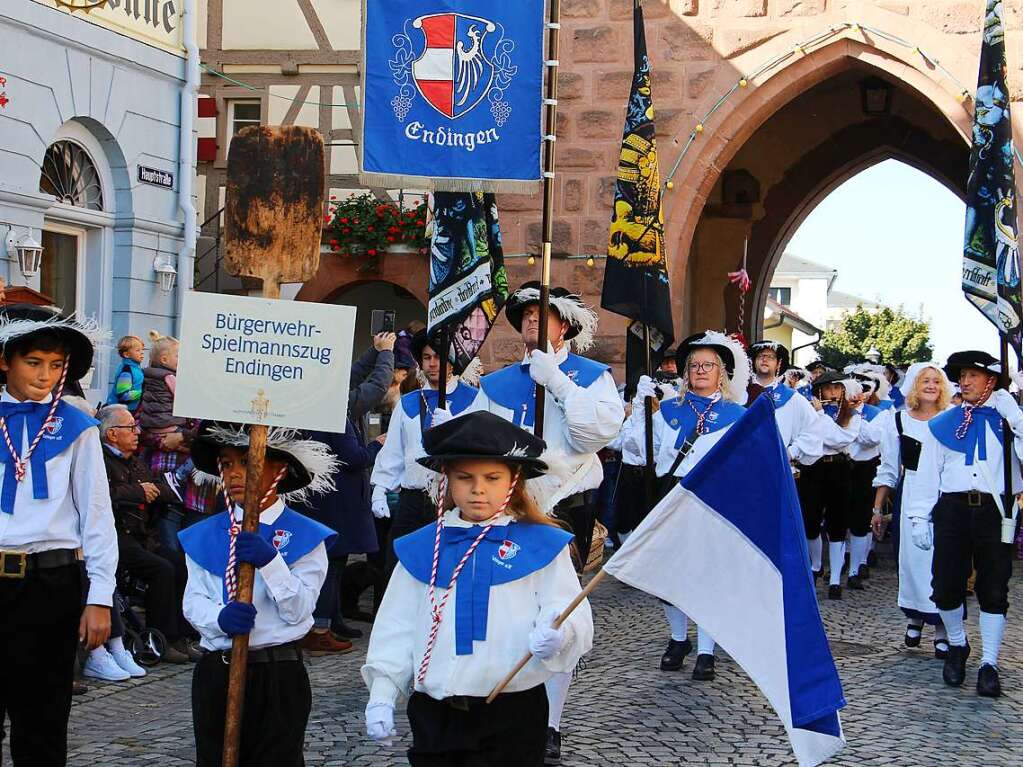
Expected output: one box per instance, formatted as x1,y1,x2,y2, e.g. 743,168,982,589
173,292,355,433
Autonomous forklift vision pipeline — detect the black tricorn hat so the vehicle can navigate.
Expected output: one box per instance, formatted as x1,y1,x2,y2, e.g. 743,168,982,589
0,304,98,382
190,422,340,497
811,370,853,396
416,411,548,479
504,280,585,341
944,350,1002,386
675,331,737,375
806,360,830,373
749,340,790,372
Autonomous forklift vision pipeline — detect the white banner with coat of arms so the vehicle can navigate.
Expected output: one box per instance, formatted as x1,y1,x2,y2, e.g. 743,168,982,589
359,0,545,193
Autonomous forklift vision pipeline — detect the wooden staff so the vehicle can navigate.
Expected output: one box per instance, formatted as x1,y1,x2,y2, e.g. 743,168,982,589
533,0,562,440
643,323,655,509
486,569,608,703
220,125,324,767
437,328,449,412
1000,336,1015,539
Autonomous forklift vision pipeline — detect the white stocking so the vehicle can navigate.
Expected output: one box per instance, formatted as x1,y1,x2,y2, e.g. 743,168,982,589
546,671,572,731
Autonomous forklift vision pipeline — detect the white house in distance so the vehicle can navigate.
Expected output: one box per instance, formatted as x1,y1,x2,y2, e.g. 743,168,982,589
763,253,877,367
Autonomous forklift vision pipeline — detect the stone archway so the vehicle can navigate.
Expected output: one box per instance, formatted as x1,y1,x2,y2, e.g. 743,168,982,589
671,32,987,340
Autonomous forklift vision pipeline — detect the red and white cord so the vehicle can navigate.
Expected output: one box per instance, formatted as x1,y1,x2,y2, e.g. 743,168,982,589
222,463,288,601
0,359,68,482
955,375,995,441
416,469,521,685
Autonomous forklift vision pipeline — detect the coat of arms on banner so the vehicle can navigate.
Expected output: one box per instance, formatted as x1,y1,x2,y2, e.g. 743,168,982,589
360,0,545,193
392,13,515,125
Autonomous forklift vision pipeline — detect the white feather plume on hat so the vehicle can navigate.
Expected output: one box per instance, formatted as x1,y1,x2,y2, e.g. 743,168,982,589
845,363,891,400
194,425,341,504
681,330,750,404
511,286,597,353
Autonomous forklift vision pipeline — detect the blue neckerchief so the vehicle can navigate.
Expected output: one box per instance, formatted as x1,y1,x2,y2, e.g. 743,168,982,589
178,507,337,602
929,405,1003,465
876,400,894,411
766,381,796,408
861,403,882,422
890,386,905,409
479,353,609,428
0,399,97,515
797,384,813,402
659,392,745,449
823,403,840,420
401,381,477,428
394,519,573,655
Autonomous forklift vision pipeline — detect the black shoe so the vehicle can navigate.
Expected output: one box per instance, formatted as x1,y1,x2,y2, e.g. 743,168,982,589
866,550,878,566
331,620,364,639
977,663,1002,698
933,638,949,659
847,574,865,591
904,624,923,648
660,638,693,671
691,654,716,681
812,569,822,584
943,642,970,687
859,564,870,580
544,727,561,766
828,585,842,600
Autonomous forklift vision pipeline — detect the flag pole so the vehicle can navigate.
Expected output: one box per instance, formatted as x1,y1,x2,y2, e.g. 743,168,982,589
643,324,655,509
486,568,609,703
533,0,562,440
1000,335,1016,539
437,328,449,412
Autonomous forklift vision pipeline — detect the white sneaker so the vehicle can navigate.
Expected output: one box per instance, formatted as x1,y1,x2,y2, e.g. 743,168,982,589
109,646,147,678
83,647,131,682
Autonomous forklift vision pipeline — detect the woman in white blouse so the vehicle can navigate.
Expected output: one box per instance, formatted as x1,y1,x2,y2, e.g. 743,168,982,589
871,363,953,657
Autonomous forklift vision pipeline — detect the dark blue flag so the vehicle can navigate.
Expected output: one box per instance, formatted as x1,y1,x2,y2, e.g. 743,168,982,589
963,0,1021,358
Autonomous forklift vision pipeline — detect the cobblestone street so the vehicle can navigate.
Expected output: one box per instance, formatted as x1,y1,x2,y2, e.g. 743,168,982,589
27,548,1023,766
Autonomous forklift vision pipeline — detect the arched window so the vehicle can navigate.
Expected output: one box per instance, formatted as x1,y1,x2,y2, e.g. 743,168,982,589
39,140,104,211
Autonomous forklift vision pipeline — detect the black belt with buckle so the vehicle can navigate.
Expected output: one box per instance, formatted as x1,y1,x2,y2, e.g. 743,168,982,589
819,454,848,464
213,641,302,665
444,694,487,711
943,491,994,508
0,548,78,579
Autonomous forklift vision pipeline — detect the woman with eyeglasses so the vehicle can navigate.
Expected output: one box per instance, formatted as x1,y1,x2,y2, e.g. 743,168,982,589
799,372,863,600
621,331,749,683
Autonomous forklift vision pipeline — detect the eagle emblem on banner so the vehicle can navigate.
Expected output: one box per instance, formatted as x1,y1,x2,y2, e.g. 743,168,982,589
391,12,517,126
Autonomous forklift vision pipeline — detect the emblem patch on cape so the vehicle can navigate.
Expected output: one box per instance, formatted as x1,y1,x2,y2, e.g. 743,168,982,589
43,417,63,437
272,529,292,550
497,540,520,560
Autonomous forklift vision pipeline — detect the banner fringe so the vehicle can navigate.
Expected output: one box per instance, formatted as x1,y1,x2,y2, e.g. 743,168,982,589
358,173,541,197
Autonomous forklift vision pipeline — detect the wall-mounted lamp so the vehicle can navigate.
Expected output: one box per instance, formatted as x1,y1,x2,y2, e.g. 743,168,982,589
5,229,44,279
154,258,177,294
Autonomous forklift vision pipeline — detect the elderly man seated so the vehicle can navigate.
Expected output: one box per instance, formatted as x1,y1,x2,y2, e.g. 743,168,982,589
100,404,194,664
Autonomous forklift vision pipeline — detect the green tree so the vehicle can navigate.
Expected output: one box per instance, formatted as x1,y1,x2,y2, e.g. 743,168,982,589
817,304,933,369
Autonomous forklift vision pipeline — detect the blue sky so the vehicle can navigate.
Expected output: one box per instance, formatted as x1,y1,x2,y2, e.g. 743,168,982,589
785,158,1001,363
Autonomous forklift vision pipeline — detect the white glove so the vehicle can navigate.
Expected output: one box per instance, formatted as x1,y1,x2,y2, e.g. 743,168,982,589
634,375,657,401
528,608,567,661
528,349,571,398
989,389,1023,428
910,519,932,551
656,382,678,401
431,407,453,427
365,703,396,745
372,495,391,519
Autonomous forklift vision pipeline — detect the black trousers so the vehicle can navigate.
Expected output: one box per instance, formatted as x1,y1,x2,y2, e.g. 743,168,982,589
554,492,598,573
613,464,650,534
931,495,1013,614
385,489,435,581
407,685,548,767
0,563,82,766
192,651,311,767
117,531,183,641
796,458,851,541
848,458,879,537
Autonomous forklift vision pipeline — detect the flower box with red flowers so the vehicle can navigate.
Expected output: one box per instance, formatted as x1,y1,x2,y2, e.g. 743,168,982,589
324,193,428,266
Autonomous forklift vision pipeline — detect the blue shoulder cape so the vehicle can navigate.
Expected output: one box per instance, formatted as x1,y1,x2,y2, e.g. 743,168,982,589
0,399,98,515
890,386,905,409
876,400,895,412
765,382,796,408
861,403,882,422
928,405,1003,465
659,392,745,449
479,353,609,428
395,519,573,655
401,381,476,429
179,507,337,602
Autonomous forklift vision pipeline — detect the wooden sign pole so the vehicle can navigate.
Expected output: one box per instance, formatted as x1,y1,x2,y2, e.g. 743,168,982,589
220,125,324,767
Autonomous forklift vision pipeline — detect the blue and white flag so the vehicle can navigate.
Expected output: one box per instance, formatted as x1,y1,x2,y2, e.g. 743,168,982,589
360,0,545,193
603,396,846,766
